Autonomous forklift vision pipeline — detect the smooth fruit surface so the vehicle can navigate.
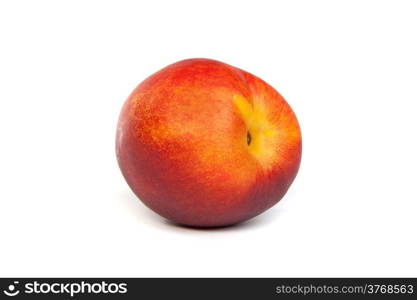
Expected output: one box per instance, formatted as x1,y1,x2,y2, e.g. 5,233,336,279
116,58,301,227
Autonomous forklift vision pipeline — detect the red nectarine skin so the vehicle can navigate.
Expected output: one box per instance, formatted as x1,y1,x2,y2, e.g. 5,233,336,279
116,59,301,227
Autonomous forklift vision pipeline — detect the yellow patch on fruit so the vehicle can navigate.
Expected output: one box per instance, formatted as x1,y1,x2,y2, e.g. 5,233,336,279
233,95,279,169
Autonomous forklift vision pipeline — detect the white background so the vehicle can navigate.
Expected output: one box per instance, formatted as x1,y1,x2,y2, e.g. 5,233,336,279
1,0,416,277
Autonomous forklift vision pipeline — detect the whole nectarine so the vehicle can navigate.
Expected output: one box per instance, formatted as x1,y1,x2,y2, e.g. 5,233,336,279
116,58,301,227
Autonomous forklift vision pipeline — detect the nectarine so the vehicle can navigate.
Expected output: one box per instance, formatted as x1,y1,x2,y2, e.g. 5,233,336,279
116,58,301,227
